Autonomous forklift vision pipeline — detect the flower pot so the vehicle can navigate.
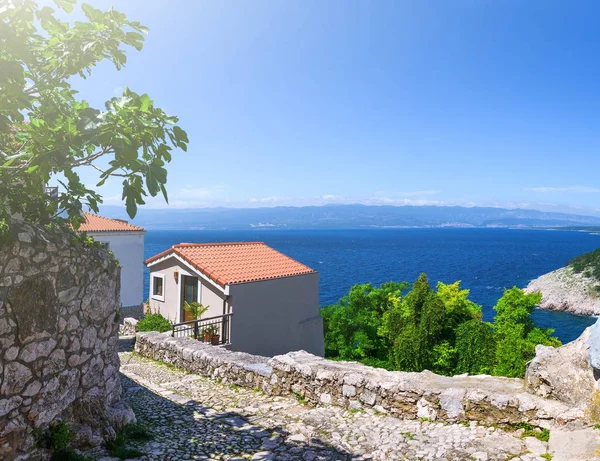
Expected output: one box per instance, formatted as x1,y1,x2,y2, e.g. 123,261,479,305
211,334,220,346
203,333,212,342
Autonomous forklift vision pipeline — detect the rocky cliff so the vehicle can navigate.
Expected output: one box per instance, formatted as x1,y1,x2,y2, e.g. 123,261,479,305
525,266,600,316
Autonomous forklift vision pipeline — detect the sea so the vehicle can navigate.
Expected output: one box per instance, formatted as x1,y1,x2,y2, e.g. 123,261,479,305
143,228,600,343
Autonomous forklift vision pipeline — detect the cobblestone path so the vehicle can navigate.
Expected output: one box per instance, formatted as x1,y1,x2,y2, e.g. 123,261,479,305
84,350,556,461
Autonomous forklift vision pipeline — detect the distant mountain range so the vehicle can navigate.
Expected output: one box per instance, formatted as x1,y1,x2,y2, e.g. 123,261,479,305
97,204,600,230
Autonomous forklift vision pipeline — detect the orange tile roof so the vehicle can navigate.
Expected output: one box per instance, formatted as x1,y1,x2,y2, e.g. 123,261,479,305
76,212,145,233
145,242,315,287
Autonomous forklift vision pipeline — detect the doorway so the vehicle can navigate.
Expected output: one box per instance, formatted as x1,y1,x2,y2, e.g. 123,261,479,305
181,275,199,322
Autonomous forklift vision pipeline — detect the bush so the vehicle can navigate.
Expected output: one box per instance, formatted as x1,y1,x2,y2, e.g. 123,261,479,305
37,421,72,451
569,247,600,281
136,313,172,333
105,423,152,459
0,219,11,246
455,319,495,375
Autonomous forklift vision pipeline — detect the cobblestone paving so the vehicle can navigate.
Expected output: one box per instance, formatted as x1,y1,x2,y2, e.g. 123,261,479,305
91,351,553,461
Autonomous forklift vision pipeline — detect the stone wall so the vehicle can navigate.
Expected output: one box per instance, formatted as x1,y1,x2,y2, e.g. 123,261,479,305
0,220,134,460
136,332,585,428
120,304,144,321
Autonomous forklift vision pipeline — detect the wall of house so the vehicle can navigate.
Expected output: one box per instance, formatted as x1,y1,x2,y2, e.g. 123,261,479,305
0,220,134,459
147,258,227,324
228,272,324,357
147,259,180,323
88,231,145,309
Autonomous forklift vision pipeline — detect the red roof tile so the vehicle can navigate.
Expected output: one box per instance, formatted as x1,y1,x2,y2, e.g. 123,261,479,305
145,242,315,287
76,212,145,233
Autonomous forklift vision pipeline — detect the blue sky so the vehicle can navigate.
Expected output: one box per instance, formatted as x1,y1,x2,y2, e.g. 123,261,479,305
59,0,600,215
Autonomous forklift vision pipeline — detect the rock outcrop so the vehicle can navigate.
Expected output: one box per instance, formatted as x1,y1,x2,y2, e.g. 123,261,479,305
525,266,600,316
0,219,135,459
525,326,598,406
119,317,138,336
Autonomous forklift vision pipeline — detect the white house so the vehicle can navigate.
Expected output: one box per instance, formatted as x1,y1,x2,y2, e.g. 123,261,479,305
145,242,324,357
78,212,146,318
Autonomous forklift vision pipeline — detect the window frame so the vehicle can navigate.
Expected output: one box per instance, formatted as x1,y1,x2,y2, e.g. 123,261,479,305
151,273,165,301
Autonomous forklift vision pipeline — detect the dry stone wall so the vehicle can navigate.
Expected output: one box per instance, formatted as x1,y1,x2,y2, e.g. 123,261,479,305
0,220,134,460
136,332,585,429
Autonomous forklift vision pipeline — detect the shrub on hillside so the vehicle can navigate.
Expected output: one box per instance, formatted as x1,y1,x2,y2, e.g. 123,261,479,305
322,273,561,378
136,313,172,333
455,319,495,375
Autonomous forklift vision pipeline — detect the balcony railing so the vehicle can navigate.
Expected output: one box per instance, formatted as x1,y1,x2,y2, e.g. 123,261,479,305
172,313,232,346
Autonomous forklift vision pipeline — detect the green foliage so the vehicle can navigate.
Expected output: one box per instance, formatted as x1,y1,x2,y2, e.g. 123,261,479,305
41,421,72,451
323,274,561,379
321,281,408,363
0,0,188,227
121,423,153,441
183,301,209,320
105,423,151,459
569,247,600,281
382,274,482,374
0,218,12,245
492,288,560,377
136,313,172,333
455,319,495,375
513,421,550,442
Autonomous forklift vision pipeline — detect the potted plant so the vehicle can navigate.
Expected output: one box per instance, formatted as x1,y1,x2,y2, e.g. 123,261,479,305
183,301,209,320
202,325,220,345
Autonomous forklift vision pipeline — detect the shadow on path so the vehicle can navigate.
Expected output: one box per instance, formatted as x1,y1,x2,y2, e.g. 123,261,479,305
118,372,355,461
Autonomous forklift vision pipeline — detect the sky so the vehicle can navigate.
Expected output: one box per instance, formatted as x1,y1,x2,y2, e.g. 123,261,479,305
50,0,600,215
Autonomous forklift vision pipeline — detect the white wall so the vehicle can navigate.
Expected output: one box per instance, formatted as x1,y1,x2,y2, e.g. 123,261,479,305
88,231,145,308
228,273,324,357
147,257,227,324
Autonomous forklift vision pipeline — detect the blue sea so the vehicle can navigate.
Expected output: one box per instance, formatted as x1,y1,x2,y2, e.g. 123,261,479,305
144,228,600,343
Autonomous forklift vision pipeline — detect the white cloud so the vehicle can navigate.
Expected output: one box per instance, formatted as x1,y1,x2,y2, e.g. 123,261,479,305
525,186,600,193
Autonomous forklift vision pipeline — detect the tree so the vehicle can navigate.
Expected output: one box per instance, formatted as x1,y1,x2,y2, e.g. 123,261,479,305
321,281,408,365
492,287,561,377
0,0,188,228
455,319,495,375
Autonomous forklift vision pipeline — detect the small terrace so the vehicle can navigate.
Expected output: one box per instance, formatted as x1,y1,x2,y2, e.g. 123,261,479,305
172,313,232,346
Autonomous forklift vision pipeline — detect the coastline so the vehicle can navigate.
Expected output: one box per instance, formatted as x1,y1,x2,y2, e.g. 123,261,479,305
525,266,600,316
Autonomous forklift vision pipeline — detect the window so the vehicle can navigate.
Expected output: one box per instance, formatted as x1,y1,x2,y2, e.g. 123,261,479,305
152,274,165,301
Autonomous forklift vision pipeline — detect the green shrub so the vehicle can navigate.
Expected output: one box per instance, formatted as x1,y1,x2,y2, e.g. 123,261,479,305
569,247,600,281
455,319,495,375
136,313,172,333
105,423,151,459
38,421,72,451
122,423,153,441
0,219,11,246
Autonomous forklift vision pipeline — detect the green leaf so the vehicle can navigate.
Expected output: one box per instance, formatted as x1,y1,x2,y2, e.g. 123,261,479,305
81,3,102,21
172,126,189,144
25,165,39,174
53,0,75,13
124,31,145,51
160,183,169,204
140,94,152,112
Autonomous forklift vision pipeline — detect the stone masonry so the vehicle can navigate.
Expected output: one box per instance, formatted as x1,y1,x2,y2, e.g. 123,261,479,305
0,219,134,459
136,332,585,429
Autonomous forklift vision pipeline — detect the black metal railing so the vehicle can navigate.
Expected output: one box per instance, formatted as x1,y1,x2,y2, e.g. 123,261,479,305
172,313,232,345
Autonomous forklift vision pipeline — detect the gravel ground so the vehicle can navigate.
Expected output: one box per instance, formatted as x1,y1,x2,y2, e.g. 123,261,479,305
82,349,555,461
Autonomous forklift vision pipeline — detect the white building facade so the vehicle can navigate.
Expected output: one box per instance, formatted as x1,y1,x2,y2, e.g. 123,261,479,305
145,242,325,357
78,212,146,318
